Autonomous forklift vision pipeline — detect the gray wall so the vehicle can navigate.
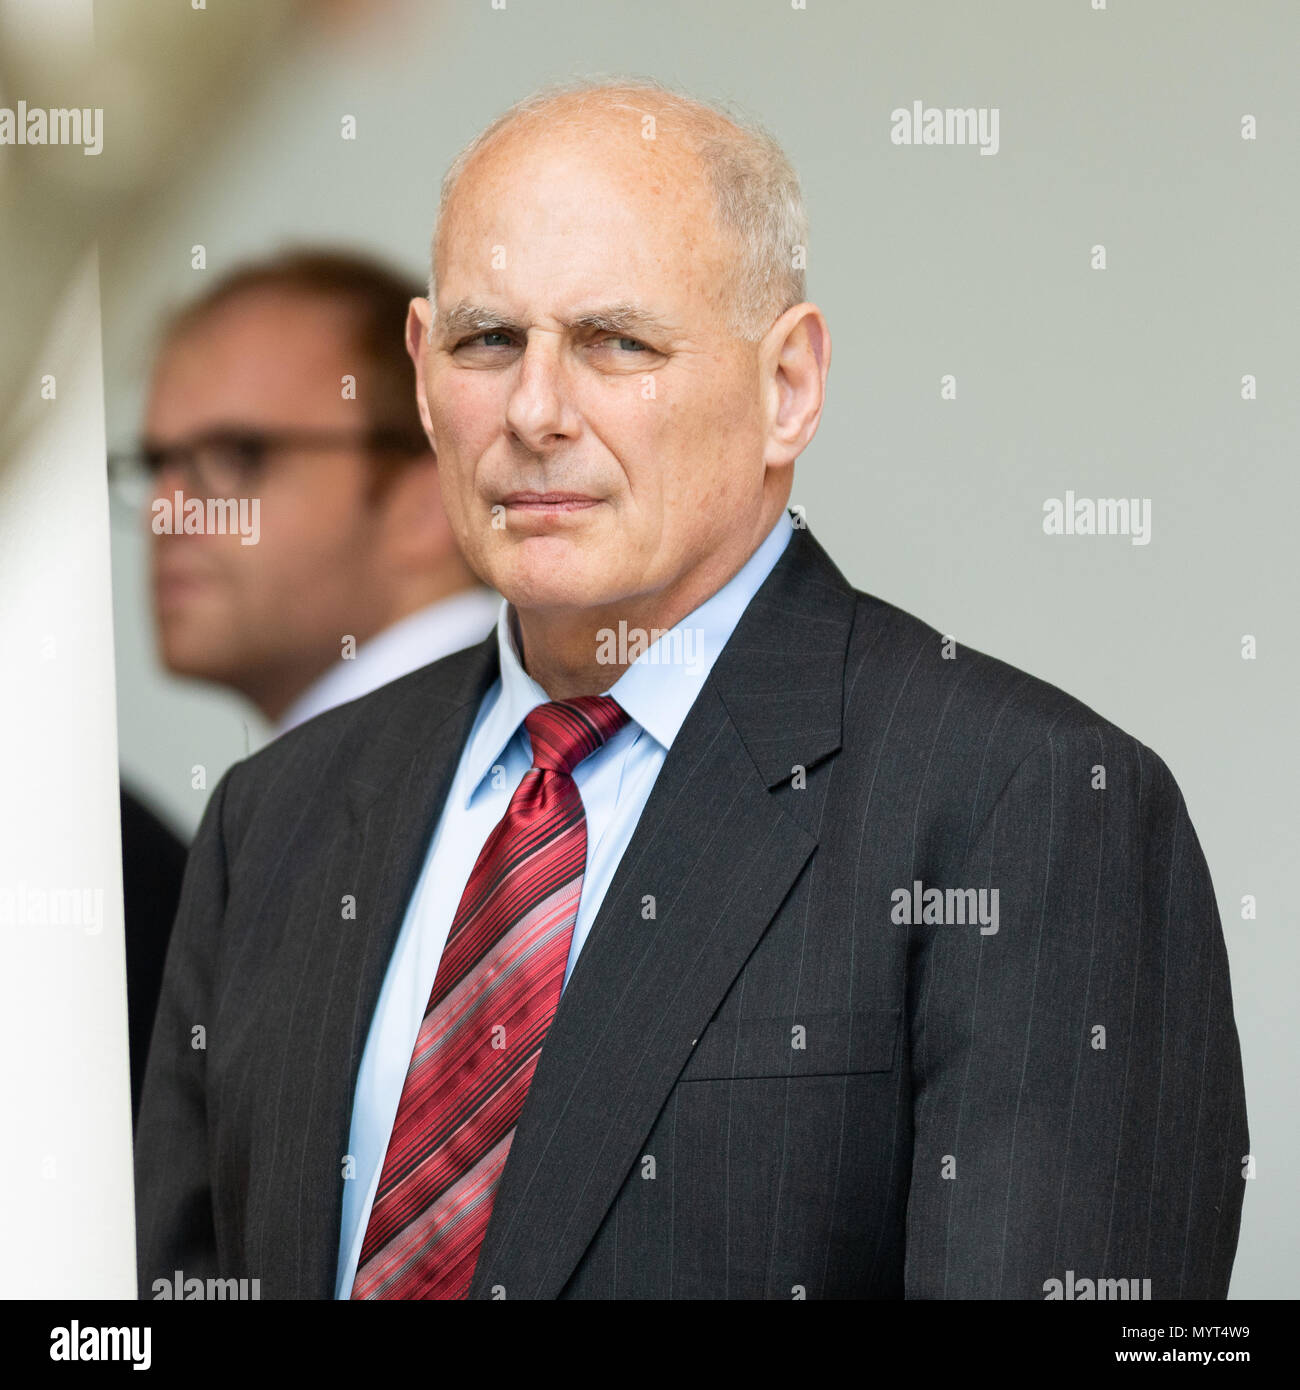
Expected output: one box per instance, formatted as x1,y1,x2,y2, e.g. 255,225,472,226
103,0,1297,1298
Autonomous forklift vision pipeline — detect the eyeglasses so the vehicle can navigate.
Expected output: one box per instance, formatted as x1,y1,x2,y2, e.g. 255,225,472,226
107,425,430,511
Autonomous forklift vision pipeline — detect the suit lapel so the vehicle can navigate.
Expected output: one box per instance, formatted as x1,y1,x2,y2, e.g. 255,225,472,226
467,523,858,1299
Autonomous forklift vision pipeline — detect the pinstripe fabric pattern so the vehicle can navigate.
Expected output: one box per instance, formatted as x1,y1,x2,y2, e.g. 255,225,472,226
351,697,629,1299
133,522,1248,1300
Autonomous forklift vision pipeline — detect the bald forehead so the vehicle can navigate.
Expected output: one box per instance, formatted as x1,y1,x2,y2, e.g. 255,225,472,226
438,100,725,257
429,90,761,346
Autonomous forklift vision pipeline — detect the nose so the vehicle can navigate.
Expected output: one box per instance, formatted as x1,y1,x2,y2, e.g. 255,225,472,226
503,331,580,453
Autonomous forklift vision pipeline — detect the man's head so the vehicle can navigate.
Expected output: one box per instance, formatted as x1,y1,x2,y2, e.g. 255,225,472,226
406,79,830,691
144,249,478,720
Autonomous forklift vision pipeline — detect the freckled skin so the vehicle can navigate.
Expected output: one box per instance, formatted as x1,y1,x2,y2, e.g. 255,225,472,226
406,98,832,699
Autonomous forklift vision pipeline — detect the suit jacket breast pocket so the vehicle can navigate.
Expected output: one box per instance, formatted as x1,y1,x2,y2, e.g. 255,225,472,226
677,1006,901,1082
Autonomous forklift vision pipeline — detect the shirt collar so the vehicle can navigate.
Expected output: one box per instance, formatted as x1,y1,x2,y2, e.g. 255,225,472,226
460,512,794,806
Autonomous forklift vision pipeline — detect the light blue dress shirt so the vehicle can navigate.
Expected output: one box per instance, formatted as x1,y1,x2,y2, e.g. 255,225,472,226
334,511,794,1296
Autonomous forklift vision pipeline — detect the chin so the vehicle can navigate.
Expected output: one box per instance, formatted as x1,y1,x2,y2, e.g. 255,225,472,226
156,621,235,682
492,555,621,614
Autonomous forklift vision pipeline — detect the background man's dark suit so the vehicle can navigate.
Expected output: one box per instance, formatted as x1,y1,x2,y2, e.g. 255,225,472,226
134,523,1248,1298
120,786,188,1124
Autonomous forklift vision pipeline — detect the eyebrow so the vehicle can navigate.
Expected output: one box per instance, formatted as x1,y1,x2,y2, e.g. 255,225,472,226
437,301,676,342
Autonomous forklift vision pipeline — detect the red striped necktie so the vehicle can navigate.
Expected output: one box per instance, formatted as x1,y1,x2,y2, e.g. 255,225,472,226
350,694,630,1300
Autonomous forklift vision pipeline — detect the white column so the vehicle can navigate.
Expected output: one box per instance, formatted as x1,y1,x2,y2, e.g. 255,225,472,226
0,244,137,1298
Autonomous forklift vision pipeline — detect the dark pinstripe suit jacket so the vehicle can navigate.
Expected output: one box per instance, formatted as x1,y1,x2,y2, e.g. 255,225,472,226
134,523,1248,1299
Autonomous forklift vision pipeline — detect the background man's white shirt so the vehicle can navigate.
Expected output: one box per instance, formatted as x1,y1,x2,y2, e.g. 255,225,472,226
276,587,502,735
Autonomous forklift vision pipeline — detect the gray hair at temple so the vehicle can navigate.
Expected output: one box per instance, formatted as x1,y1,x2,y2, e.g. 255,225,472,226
428,77,809,342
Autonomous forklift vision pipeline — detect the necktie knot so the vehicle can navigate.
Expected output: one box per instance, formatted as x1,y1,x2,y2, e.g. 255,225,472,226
524,695,629,777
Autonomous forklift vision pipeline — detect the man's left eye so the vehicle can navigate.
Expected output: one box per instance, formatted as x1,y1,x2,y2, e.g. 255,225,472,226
600,336,647,352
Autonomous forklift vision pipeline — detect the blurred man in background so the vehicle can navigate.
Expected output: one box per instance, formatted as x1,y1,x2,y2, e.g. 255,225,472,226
132,247,499,735
113,248,498,1121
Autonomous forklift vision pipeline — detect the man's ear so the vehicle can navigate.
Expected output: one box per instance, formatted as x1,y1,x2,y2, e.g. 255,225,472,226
761,303,832,469
406,298,437,441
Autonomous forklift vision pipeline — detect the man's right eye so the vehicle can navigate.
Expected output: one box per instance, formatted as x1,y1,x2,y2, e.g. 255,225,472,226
456,331,515,350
